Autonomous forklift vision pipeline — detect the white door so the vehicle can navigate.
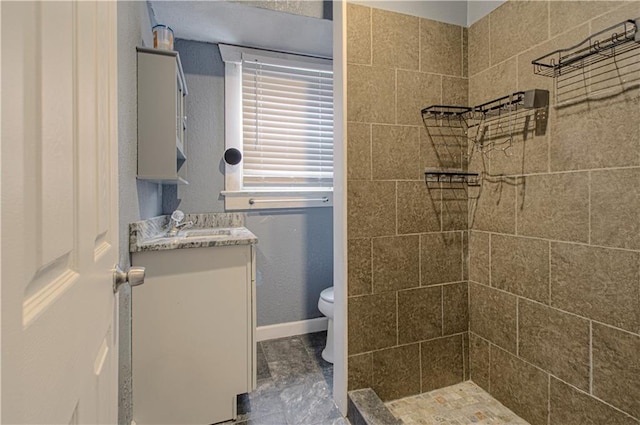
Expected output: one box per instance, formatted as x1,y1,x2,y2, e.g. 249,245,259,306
2,1,120,423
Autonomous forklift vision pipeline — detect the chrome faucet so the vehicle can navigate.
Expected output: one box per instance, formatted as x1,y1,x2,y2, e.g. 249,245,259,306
166,210,193,237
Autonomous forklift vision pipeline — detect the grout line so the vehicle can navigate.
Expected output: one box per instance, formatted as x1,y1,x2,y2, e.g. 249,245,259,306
395,181,398,236
418,234,422,287
588,171,592,245
441,285,445,336
488,10,492,67
488,342,492,393
548,240,552,305
464,230,640,255
419,341,423,393
516,297,520,357
547,374,552,425
471,280,640,338
369,123,373,180
547,0,551,41
488,233,492,287
589,321,593,395
369,238,374,295
552,372,640,423
395,291,399,346
369,6,372,66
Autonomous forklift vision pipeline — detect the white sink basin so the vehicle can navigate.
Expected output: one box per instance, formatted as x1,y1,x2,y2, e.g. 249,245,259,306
182,228,232,239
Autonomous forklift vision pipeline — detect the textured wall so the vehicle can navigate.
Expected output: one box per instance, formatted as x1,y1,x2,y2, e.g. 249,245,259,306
345,3,470,401
117,2,160,424
165,39,334,327
467,2,640,424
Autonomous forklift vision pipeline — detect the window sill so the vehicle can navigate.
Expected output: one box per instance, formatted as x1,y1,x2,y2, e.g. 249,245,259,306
221,189,333,210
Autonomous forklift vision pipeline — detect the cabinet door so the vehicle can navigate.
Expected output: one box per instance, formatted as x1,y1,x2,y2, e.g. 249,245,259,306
132,246,252,424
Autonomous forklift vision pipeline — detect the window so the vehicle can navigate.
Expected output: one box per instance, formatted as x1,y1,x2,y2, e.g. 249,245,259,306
220,44,334,210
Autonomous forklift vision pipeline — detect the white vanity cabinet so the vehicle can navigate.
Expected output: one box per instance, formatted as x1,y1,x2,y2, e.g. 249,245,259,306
131,244,256,425
136,47,188,184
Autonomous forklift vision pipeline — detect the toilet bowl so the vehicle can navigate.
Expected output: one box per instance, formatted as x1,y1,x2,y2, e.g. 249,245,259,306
317,286,334,364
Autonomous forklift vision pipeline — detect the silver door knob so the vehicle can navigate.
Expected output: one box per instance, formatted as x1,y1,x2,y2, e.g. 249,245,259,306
113,264,146,293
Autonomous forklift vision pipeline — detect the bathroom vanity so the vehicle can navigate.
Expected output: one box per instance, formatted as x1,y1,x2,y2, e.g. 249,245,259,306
129,214,257,425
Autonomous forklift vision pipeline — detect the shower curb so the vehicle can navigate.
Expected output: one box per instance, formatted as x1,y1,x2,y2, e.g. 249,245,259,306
347,388,403,425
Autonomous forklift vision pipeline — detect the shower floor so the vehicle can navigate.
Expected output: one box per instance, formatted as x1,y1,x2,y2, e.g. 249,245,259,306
386,381,530,425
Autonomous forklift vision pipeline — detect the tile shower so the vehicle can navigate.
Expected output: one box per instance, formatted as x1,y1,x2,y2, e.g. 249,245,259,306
345,1,640,424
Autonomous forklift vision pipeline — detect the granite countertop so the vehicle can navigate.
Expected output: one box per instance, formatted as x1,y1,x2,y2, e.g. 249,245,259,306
129,212,258,253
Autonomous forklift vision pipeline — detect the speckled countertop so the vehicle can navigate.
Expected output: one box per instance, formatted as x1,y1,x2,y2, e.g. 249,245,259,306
129,212,258,253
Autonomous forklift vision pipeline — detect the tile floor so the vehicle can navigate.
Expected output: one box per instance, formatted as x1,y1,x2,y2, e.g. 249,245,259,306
222,332,347,425
386,381,530,425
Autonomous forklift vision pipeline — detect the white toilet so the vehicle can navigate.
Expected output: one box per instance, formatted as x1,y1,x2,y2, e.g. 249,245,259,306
317,286,334,364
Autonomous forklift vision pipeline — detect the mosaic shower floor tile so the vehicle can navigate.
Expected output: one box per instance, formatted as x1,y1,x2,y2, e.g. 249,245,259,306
386,381,530,425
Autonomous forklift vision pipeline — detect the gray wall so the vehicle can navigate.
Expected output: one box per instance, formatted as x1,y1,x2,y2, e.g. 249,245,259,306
117,3,160,424
164,39,334,326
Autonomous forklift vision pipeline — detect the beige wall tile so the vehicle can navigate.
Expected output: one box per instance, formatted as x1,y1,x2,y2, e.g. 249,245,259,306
372,343,421,401
348,353,373,391
519,299,590,391
591,1,640,31
517,173,589,243
469,58,517,106
371,125,421,180
486,127,549,176
442,187,468,231
443,282,469,335
550,377,639,425
397,181,441,234
373,235,420,293
398,286,442,344
491,234,549,303
469,282,517,354
348,238,372,297
490,1,549,66
420,126,465,172
593,323,640,419
463,332,470,380
469,179,516,234
442,76,469,106
348,180,396,238
490,346,549,425
397,70,441,126
550,2,623,37
469,332,490,391
468,14,490,77
469,231,490,285
421,232,464,286
347,3,371,65
372,8,419,70
347,64,395,124
420,18,463,76
550,95,640,171
551,242,640,333
421,334,465,392
347,122,371,181
348,292,397,354
591,168,640,250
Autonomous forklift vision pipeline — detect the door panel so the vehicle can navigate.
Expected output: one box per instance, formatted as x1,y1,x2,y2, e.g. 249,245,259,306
1,1,119,424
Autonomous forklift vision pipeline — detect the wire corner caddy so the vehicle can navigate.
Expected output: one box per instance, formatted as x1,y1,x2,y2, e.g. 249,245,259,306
532,18,640,78
532,17,640,104
424,169,481,187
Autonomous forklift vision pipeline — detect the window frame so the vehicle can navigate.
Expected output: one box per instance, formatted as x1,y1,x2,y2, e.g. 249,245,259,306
219,44,334,211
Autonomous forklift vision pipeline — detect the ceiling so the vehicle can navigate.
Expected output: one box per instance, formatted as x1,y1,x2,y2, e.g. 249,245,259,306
149,1,333,58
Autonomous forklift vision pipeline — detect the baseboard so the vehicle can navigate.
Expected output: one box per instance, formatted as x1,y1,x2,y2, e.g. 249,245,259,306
256,317,328,342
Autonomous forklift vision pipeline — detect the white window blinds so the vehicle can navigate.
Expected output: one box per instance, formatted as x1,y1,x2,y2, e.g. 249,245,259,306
242,58,334,189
